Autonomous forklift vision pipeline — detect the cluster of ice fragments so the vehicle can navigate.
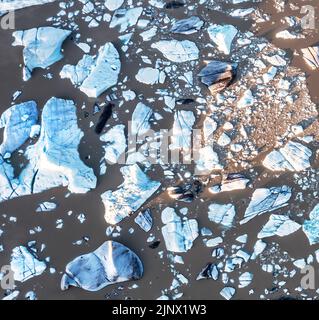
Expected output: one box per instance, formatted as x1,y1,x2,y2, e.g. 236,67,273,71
1,0,319,301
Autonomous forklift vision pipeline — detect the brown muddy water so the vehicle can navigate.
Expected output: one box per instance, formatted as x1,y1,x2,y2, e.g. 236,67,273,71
0,0,318,300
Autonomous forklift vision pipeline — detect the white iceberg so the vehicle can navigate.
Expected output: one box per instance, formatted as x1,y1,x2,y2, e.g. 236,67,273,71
257,214,301,239
151,40,199,63
208,203,236,228
170,110,195,150
240,186,292,224
0,0,55,10
263,141,312,172
170,16,204,34
102,164,161,225
10,246,46,282
60,42,121,98
136,67,161,85
207,24,238,55
134,209,153,232
104,0,124,11
303,204,319,245
17,97,97,195
61,241,143,292
100,124,126,164
161,207,199,253
130,102,153,137
220,287,236,300
13,27,71,81
238,272,253,288
110,7,143,33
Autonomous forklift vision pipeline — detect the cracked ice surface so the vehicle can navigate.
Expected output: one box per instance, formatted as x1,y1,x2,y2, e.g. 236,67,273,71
257,214,301,239
102,164,161,225
60,42,121,98
240,186,292,224
303,205,319,245
161,207,199,253
17,97,97,196
208,203,236,228
263,141,312,172
61,241,143,292
0,0,55,10
0,101,38,203
13,27,71,81
10,246,46,282
151,40,199,63
110,7,143,33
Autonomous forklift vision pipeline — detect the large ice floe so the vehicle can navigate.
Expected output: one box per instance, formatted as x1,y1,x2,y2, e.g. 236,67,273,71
257,214,301,239
109,7,143,33
263,141,312,172
0,101,38,202
161,207,199,253
60,42,121,98
102,164,161,225
208,203,236,228
0,0,55,10
61,241,143,292
207,24,238,55
10,246,46,282
17,97,97,195
151,40,199,63
240,186,292,224
303,204,319,245
13,27,71,81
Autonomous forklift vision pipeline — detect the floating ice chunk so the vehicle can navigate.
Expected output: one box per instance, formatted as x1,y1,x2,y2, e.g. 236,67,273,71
161,207,199,253
10,246,46,282
134,209,153,232
241,186,292,224
263,141,312,172
102,164,161,225
17,98,97,196
238,272,253,288
301,46,319,70
151,40,199,63
207,24,238,55
220,287,235,300
61,241,143,292
131,102,153,137
206,237,223,247
170,16,203,34
195,146,222,175
136,67,161,85
303,204,319,245
60,43,121,98
0,101,38,156
237,89,254,108
104,0,124,11
198,60,237,95
110,7,143,33
210,173,249,194
208,203,236,228
251,240,267,260
170,110,195,150
196,263,219,280
100,124,126,164
0,0,55,10
13,27,71,81
36,201,57,212
257,214,301,239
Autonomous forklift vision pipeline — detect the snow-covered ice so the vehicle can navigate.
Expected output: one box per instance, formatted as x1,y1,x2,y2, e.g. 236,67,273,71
161,207,199,253
60,42,121,98
208,203,236,228
13,27,71,81
102,164,161,225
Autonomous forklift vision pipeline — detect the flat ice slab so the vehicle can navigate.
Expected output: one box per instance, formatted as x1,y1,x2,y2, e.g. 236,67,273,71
60,42,121,98
240,186,292,224
0,0,55,10
161,207,199,253
13,27,71,81
303,204,319,245
102,164,161,225
61,241,143,292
